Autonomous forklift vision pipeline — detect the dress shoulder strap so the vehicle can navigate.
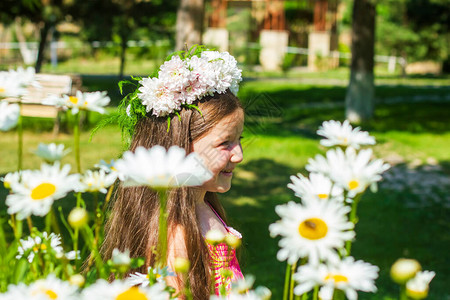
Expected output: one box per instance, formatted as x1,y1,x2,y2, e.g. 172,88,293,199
205,201,228,229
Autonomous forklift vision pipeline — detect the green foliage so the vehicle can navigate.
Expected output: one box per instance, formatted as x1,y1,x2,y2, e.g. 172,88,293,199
376,0,449,62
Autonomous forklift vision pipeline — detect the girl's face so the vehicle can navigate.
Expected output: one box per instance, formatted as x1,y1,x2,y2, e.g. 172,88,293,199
193,109,244,193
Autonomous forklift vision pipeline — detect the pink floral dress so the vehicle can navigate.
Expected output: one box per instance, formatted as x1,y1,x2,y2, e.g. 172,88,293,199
205,202,244,295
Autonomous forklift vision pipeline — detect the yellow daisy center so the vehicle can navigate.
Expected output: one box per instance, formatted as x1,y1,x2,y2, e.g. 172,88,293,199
33,288,58,299
116,287,148,300
317,193,328,199
69,96,78,104
298,218,328,240
325,273,349,283
338,136,348,144
31,183,56,200
33,243,47,252
0,87,5,93
45,289,58,299
348,180,359,190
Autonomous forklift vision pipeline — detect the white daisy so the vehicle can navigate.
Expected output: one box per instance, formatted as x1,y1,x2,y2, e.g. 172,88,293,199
210,291,265,300
293,257,379,300
406,270,435,299
6,162,80,219
317,120,375,149
127,266,175,287
63,90,110,114
79,169,116,193
114,145,213,189
269,199,354,265
0,283,30,300
81,279,169,300
1,171,22,190
33,143,71,163
16,232,64,262
0,101,20,131
28,274,78,300
111,248,131,266
288,172,344,203
0,67,37,98
307,147,390,198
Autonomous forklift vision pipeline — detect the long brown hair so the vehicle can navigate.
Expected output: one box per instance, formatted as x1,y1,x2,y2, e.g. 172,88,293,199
102,90,243,299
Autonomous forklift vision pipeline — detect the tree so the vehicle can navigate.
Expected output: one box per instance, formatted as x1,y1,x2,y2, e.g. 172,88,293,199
376,0,449,64
345,0,376,123
175,0,205,51
73,0,177,78
0,0,74,73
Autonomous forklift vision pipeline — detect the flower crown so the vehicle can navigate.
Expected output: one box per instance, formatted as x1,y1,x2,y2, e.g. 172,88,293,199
96,46,243,145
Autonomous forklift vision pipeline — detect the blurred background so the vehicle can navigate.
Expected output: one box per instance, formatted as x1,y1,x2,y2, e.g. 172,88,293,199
0,0,449,299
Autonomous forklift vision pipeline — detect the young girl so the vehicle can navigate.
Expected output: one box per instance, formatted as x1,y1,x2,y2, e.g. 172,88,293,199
102,49,245,299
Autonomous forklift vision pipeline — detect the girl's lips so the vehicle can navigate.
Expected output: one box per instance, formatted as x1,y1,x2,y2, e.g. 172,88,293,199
220,170,233,177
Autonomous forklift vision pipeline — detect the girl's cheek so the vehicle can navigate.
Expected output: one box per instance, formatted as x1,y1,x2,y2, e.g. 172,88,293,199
209,150,231,172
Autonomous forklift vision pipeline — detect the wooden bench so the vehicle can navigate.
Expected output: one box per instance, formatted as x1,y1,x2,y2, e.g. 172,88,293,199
7,74,82,134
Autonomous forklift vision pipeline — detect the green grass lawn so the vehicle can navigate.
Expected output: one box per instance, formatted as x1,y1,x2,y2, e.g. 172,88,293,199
1,76,449,299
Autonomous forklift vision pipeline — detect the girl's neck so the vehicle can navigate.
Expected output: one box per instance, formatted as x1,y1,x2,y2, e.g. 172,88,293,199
192,187,207,204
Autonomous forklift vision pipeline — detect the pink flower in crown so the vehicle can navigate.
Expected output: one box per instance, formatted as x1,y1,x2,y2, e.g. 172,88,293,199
158,56,190,91
138,77,182,117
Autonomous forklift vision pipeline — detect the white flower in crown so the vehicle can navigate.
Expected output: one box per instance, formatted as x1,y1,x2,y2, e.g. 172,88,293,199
269,199,354,265
317,120,375,149
6,163,81,219
201,51,242,95
114,145,213,189
28,274,78,300
136,50,242,117
158,55,191,91
406,270,435,299
81,279,169,300
34,143,71,163
0,101,20,131
288,172,344,203
293,257,379,300
138,77,182,117
16,232,63,262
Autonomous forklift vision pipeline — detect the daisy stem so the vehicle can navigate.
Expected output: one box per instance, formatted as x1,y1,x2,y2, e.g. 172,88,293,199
156,189,168,267
345,195,361,256
102,184,115,212
26,216,33,233
312,285,319,300
289,261,297,300
17,102,23,171
283,263,292,300
400,284,408,300
73,112,81,173
73,227,79,261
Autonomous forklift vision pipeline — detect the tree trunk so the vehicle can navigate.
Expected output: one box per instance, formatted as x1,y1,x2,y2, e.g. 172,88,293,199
35,21,51,73
175,0,205,51
345,0,376,124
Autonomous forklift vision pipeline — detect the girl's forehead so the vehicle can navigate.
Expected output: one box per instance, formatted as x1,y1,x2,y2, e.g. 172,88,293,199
210,111,244,135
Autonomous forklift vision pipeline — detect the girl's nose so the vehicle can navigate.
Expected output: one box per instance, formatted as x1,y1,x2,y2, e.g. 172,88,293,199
230,143,243,163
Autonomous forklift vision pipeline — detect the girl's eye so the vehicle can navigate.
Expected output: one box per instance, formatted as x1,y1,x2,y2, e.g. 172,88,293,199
220,141,229,146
